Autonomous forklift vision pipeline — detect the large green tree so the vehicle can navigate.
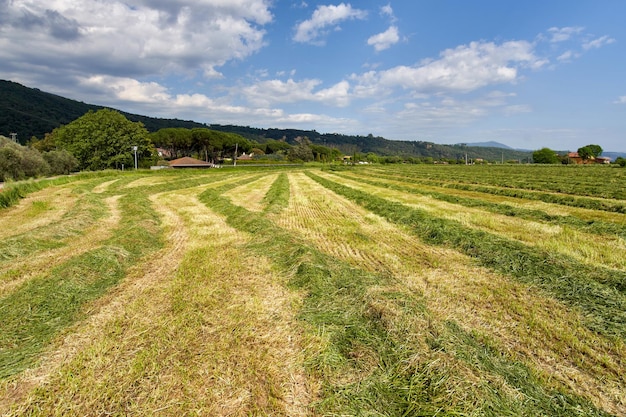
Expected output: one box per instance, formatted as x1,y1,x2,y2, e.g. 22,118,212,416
532,147,560,164
52,109,152,171
577,144,603,161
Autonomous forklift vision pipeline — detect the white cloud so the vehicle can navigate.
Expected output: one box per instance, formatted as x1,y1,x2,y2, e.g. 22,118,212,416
0,0,272,84
241,78,351,107
367,26,399,51
381,4,394,18
354,40,541,96
548,26,584,42
293,3,367,44
614,96,626,104
557,50,580,62
582,35,616,50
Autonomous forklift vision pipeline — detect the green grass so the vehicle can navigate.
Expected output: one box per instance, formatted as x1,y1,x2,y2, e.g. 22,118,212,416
307,171,626,341
197,174,610,416
0,187,163,378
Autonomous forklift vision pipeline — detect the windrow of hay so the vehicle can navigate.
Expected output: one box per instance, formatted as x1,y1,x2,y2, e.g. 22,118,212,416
223,173,279,212
92,178,120,193
0,186,76,239
0,195,122,298
275,171,626,414
1,182,313,416
319,170,626,271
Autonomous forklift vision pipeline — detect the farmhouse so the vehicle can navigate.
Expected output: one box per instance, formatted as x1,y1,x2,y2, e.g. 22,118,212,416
567,152,611,165
169,157,216,168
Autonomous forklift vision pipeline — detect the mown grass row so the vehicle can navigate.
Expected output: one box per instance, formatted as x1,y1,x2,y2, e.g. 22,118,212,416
365,165,626,200
0,186,163,379
307,171,626,342
356,166,626,213
198,173,609,416
334,170,626,240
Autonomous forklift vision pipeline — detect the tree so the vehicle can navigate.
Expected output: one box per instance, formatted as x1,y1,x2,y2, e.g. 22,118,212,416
52,109,152,171
288,143,314,162
615,157,626,167
43,150,79,175
532,147,560,164
0,136,50,181
577,144,603,161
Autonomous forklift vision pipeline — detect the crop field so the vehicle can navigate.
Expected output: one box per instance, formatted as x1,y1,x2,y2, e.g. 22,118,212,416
0,164,625,416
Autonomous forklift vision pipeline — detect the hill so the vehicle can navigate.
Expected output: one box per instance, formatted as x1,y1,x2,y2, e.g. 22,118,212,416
0,80,205,141
1,79,531,161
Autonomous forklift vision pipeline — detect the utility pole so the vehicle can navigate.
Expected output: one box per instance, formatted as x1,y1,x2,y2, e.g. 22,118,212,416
234,143,238,166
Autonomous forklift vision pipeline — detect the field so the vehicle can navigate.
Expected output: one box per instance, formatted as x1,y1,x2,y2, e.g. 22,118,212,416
0,164,625,416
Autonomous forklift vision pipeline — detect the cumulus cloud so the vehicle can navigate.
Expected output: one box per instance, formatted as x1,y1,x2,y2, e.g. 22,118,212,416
293,3,367,44
0,0,272,82
548,26,584,42
614,96,626,104
241,78,351,107
381,4,394,19
367,26,399,51
353,40,542,96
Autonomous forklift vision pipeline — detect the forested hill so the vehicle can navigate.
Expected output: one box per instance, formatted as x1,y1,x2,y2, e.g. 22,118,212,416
1,79,531,161
0,80,205,141
208,125,531,161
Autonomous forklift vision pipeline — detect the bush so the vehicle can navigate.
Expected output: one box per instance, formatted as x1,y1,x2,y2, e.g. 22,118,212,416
43,150,79,175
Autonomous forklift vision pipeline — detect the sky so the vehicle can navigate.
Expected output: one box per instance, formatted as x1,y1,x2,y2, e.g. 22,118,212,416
1,1,625,152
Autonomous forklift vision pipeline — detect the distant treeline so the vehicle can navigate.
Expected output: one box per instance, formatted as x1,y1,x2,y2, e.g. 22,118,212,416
1,80,532,162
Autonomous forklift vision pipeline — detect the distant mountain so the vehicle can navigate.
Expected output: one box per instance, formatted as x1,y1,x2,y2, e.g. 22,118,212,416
1,79,532,161
603,151,626,161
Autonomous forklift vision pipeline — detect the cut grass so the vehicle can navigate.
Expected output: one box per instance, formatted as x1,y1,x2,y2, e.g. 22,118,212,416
271,172,626,414
1,182,313,416
307,171,626,341
1,167,625,416
0,188,162,379
198,173,614,416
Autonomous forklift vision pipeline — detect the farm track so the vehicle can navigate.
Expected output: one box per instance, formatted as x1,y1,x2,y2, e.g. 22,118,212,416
1,167,625,415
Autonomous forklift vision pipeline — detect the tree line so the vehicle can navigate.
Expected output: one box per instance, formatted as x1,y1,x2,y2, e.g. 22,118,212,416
1,109,344,182
531,144,624,165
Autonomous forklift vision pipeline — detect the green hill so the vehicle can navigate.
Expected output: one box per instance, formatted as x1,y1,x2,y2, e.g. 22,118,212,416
0,79,530,162
0,80,205,142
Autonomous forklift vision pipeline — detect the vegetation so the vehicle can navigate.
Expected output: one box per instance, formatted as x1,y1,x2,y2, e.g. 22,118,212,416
578,144,603,160
0,136,78,181
0,165,625,416
50,109,153,171
532,147,560,164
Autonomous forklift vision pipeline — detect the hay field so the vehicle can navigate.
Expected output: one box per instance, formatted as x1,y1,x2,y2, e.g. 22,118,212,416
0,165,625,416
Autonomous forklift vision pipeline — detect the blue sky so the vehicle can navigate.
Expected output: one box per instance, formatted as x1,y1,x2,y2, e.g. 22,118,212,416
1,1,625,151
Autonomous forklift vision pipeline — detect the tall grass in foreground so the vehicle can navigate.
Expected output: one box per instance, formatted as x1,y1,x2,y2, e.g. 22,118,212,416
198,176,609,416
